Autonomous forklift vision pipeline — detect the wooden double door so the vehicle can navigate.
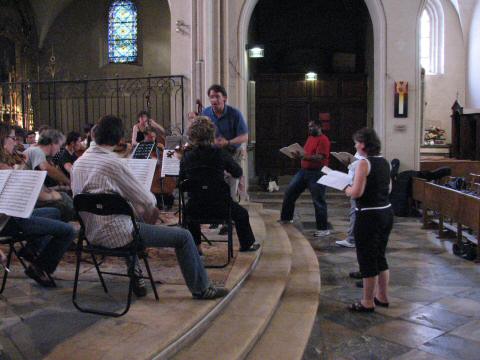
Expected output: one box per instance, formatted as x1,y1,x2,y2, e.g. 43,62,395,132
254,73,368,175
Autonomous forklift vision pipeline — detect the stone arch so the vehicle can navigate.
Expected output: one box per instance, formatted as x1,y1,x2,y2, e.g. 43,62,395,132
237,0,387,150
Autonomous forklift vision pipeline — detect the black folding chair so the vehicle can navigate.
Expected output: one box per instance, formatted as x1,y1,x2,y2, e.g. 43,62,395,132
72,193,159,317
179,166,234,268
0,234,57,294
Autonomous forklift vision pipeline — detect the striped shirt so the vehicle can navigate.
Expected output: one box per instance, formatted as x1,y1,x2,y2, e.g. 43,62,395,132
71,145,156,248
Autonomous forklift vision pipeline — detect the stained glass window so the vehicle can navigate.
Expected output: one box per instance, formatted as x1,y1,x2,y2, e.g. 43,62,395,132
108,0,138,63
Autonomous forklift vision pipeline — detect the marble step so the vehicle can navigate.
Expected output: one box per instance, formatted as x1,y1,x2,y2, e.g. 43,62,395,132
172,211,293,360
246,222,320,360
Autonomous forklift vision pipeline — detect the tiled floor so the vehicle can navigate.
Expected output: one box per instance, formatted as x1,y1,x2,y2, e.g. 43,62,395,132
251,190,480,360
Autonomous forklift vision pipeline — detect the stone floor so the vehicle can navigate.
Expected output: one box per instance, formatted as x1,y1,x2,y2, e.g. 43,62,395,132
252,190,480,360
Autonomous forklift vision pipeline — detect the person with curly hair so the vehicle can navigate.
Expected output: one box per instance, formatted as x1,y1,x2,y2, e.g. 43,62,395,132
180,116,260,255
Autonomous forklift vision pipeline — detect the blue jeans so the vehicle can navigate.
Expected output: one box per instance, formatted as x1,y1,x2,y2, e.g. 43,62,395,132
280,169,328,230
2,207,76,274
347,199,356,243
138,223,210,295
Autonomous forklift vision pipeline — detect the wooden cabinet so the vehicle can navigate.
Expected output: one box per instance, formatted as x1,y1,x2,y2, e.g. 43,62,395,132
451,101,480,160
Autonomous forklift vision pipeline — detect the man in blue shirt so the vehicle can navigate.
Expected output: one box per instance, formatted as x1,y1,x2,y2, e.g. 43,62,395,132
202,84,248,201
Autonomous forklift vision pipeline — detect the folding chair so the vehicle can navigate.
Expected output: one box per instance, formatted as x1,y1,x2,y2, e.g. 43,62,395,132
179,166,234,268
72,193,159,317
0,235,57,294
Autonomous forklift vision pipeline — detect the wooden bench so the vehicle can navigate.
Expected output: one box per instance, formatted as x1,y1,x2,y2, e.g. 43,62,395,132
416,181,480,261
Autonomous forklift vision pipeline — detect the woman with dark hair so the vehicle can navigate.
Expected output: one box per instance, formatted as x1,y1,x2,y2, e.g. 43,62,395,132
131,110,165,146
180,116,260,254
0,123,75,287
345,127,393,312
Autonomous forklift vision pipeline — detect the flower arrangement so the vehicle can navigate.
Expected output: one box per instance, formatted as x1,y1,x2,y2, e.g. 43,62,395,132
424,126,446,145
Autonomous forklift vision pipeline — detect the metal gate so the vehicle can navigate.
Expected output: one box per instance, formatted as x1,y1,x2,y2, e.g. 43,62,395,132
0,75,185,136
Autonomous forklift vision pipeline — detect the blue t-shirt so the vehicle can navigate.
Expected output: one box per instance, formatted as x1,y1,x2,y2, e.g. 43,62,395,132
202,105,248,148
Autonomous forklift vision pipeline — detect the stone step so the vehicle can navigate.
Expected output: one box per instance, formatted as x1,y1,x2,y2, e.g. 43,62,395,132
246,221,320,360
172,211,293,360
45,207,266,360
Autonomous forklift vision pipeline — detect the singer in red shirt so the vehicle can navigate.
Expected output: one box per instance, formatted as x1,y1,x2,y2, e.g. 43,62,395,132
279,119,331,237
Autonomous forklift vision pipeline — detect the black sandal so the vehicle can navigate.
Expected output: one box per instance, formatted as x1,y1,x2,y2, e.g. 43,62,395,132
374,297,389,308
348,301,374,312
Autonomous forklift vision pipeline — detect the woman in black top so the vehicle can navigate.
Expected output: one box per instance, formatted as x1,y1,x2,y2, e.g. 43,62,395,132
345,128,393,312
180,116,259,255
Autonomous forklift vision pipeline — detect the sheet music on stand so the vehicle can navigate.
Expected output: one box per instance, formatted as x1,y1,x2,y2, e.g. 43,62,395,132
0,170,47,218
131,142,155,159
161,149,180,177
166,135,188,149
121,159,157,190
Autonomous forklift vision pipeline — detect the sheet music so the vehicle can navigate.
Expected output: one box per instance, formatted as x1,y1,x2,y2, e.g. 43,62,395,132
161,149,180,177
317,167,352,191
122,159,157,190
131,142,155,159
0,170,47,218
0,170,12,194
279,143,305,159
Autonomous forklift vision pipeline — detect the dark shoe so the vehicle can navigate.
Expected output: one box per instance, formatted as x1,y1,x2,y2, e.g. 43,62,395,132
218,225,228,235
240,243,261,252
374,297,389,308
277,219,294,224
349,271,362,279
132,275,147,297
349,301,374,312
17,247,37,263
25,265,55,288
193,285,229,300
356,280,363,288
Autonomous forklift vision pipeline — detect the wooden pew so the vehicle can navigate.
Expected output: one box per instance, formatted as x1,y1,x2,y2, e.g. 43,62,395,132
421,182,480,261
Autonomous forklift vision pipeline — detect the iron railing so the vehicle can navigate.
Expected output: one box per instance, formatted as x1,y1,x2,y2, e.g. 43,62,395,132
0,75,185,137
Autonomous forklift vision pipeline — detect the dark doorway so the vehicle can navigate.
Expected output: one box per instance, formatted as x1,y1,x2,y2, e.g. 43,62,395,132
249,0,373,176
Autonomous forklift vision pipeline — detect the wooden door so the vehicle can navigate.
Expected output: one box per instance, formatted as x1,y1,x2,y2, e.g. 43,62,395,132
255,73,367,175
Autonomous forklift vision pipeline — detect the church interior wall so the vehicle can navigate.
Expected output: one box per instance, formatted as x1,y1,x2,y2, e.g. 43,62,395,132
382,0,422,169
423,0,466,143
39,0,171,80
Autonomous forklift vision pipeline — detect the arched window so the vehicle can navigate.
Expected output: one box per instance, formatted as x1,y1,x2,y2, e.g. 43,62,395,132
108,0,138,63
420,0,444,74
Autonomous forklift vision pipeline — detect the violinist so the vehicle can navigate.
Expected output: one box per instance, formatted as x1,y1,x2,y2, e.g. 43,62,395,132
131,110,165,147
56,131,82,177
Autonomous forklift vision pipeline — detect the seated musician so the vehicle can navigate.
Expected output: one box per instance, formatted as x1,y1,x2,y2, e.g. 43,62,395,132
131,110,165,146
26,130,36,145
0,123,75,287
180,116,260,254
24,129,70,186
56,131,82,178
23,129,75,221
71,115,228,300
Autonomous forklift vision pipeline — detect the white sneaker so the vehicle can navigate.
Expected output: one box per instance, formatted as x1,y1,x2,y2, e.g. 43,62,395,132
335,239,355,248
314,230,330,237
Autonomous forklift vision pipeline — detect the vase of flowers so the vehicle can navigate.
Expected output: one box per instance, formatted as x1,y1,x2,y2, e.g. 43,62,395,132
424,126,446,145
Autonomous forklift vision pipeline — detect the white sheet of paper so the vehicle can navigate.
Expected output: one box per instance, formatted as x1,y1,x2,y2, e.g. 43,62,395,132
0,170,47,218
161,149,180,177
317,169,352,191
122,159,157,190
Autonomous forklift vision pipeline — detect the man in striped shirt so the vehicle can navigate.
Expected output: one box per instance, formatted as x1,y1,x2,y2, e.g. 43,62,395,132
71,115,228,300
